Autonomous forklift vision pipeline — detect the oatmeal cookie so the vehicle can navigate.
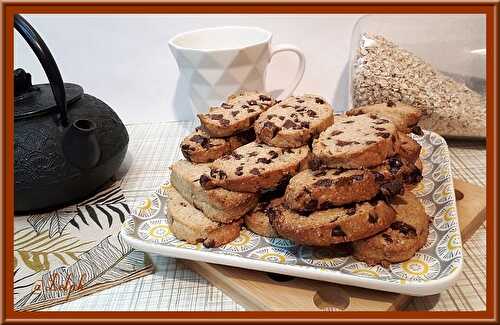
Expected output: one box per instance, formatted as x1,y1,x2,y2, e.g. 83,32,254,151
197,91,277,137
254,95,334,148
200,142,310,193
352,192,430,267
170,160,258,223
272,199,397,246
165,186,243,247
180,127,255,163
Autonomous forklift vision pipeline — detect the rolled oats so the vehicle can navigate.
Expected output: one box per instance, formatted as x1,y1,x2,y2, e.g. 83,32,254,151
351,34,485,138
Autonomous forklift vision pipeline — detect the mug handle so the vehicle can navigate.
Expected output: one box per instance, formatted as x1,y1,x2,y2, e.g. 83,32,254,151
269,44,306,98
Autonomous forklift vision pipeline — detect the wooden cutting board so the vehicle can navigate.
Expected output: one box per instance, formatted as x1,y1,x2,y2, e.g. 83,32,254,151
181,178,486,311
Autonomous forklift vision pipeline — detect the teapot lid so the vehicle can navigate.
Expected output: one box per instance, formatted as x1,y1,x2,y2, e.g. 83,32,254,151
14,68,83,120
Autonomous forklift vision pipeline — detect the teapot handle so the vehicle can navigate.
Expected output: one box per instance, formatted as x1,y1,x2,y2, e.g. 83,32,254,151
14,14,68,126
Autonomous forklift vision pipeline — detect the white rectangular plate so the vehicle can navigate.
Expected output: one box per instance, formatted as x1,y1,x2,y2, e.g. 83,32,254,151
122,131,463,296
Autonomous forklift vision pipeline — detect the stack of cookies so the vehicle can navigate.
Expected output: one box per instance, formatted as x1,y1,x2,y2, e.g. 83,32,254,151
167,91,430,267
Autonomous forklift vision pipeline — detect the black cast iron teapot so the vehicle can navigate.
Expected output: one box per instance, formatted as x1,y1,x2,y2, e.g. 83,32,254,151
14,14,129,213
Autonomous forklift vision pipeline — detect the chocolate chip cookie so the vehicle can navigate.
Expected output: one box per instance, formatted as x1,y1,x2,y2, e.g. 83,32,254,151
398,132,421,164
170,160,258,223
284,168,380,212
352,192,430,267
181,127,255,163
312,114,400,169
200,142,310,193
244,197,283,237
285,154,420,212
197,91,277,137
165,186,243,247
254,95,334,148
272,199,397,246
347,101,423,134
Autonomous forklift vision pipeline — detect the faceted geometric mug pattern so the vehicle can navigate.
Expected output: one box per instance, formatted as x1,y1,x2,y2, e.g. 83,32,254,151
169,26,305,114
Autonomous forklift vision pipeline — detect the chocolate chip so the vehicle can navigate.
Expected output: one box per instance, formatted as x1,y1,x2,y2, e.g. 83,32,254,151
342,120,355,124
235,166,244,176
300,121,310,129
306,110,317,117
297,99,305,103
259,94,271,101
267,114,276,120
242,104,249,108
248,108,256,113
411,125,424,136
331,226,346,237
390,221,417,237
200,174,211,187
380,180,403,199
331,130,343,136
250,168,261,175
248,151,258,157
374,118,390,125
388,157,403,174
376,132,390,138
369,114,378,119
314,178,334,187
372,171,385,182
203,239,216,248
296,108,305,112
248,100,258,106
264,206,277,221
382,233,393,243
309,157,323,170
352,174,364,181
333,168,346,175
283,119,297,129
210,114,223,120
268,150,279,159
257,157,272,164
263,121,280,138
190,134,210,148
181,144,192,151
304,199,318,211
336,140,357,146
368,212,378,223
315,97,325,104
231,110,239,117
345,204,356,215
210,168,227,180
180,202,187,207
312,169,327,177
221,103,233,109
405,169,423,184
231,152,243,160
374,127,386,131
221,154,231,160
278,116,285,120
334,176,353,186
220,119,230,126
319,202,335,210
365,140,376,144
386,100,396,107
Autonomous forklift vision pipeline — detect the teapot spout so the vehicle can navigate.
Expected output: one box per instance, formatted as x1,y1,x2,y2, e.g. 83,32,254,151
63,119,101,169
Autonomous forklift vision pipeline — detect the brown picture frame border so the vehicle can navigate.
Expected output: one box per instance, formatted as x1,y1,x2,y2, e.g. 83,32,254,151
1,1,498,323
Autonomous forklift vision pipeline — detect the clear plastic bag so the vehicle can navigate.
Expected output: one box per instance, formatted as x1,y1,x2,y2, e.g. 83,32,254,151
349,14,486,139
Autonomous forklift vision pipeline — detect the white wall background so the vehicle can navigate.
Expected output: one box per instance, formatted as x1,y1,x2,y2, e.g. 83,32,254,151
14,14,485,124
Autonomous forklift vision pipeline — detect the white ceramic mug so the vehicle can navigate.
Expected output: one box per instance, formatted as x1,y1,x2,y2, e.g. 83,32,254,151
169,26,305,114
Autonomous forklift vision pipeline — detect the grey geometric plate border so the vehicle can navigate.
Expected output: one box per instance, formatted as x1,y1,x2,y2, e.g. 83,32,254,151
122,131,463,296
